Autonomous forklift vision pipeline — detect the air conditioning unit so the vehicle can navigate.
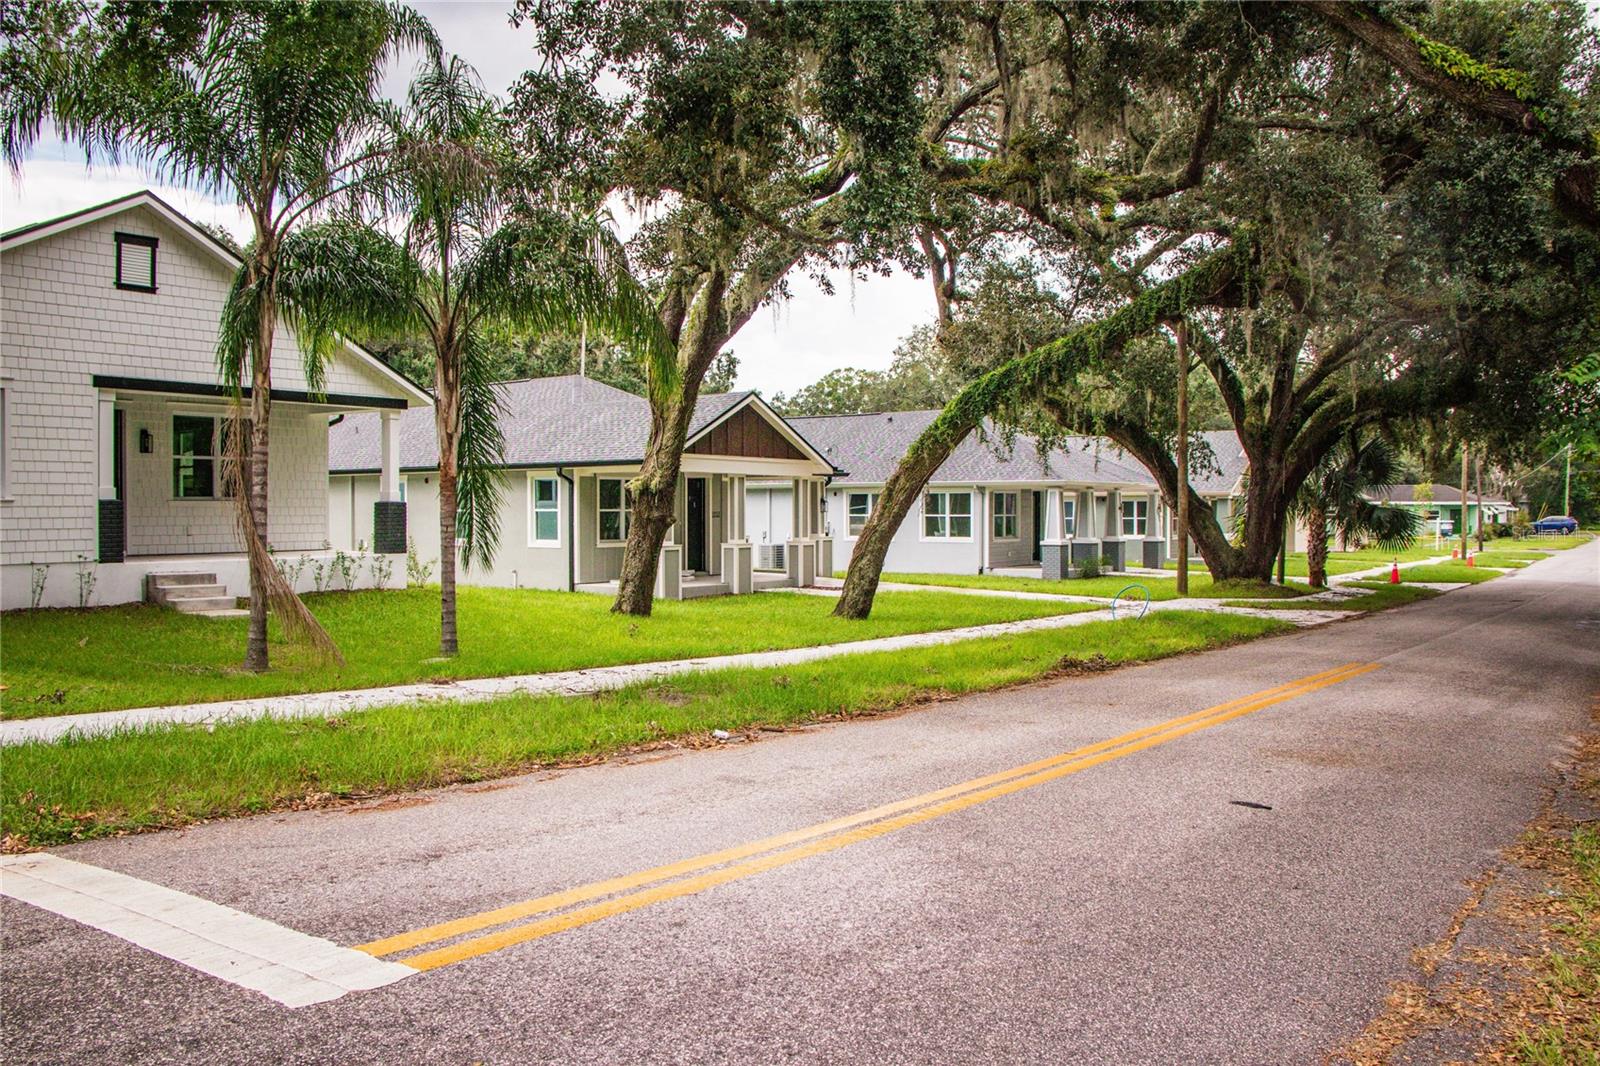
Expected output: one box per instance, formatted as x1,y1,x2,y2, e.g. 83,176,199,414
756,543,786,571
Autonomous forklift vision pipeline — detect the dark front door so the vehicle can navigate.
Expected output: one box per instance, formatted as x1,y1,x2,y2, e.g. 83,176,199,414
686,477,707,572
1031,490,1042,562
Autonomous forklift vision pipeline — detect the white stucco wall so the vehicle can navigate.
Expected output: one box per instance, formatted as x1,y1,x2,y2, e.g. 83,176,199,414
825,484,985,576
337,468,573,590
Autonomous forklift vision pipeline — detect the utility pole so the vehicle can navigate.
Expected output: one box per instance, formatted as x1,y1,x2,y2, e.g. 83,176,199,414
1565,442,1573,516
1474,455,1485,551
1174,320,1189,596
1460,446,1470,561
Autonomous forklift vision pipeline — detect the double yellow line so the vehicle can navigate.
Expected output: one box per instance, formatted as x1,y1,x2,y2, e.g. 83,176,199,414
360,661,1379,972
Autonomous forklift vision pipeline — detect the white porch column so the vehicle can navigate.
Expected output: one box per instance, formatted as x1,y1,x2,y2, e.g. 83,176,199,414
97,393,117,500
1043,488,1064,541
733,476,746,540
378,411,402,502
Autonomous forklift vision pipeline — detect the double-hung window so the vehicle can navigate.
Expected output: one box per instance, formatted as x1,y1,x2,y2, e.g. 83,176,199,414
173,415,249,499
991,491,1018,540
529,476,559,545
1121,498,1149,537
597,477,631,543
923,491,973,540
846,492,878,536
1062,497,1077,536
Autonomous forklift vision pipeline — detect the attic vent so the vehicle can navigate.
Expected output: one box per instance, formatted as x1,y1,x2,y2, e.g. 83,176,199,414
114,232,158,293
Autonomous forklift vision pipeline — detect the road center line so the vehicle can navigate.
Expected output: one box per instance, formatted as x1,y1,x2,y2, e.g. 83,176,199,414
372,663,1379,971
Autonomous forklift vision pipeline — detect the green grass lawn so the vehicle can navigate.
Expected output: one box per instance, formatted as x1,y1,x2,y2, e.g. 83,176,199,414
0,587,1101,719
874,571,1318,601
1465,552,1537,568
1387,562,1505,584
1164,554,1379,578
1222,584,1443,612
0,611,1289,847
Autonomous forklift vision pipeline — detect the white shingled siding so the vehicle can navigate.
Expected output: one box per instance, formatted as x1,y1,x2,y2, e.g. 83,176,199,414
120,395,329,556
1,200,411,608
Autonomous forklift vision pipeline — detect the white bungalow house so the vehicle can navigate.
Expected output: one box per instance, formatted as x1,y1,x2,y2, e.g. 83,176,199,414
0,191,430,610
328,375,840,598
772,410,1170,578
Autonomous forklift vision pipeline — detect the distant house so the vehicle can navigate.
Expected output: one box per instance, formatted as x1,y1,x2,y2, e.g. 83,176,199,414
328,375,839,598
1367,483,1515,538
0,192,429,610
764,410,1171,577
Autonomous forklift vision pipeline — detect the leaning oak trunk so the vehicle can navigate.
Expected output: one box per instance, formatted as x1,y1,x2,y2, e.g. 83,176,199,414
613,276,728,617
833,417,979,619
836,240,1258,619
612,398,695,616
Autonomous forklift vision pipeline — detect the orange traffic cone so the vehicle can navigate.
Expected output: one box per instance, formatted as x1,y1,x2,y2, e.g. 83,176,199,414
1466,552,1475,567
1389,561,1401,584
1451,547,1459,559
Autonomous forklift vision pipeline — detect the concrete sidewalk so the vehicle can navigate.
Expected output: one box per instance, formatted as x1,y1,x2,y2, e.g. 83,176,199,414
3,572,1445,749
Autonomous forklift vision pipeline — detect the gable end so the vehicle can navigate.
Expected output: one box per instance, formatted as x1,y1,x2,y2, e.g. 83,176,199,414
688,405,806,460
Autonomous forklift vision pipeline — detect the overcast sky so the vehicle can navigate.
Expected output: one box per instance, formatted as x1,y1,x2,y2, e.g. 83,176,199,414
0,1,933,397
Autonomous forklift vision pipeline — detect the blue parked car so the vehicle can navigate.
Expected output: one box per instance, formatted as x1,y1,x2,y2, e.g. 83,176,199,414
1531,515,1578,534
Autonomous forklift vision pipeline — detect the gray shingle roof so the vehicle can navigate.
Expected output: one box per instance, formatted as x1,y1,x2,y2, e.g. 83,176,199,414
786,411,1158,488
328,375,751,472
1369,483,1509,505
1188,429,1248,496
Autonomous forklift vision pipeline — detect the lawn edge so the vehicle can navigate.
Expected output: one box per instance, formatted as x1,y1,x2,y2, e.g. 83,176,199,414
1,611,1291,852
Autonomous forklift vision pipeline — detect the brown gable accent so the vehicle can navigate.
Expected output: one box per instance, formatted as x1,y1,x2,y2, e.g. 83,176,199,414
687,404,806,460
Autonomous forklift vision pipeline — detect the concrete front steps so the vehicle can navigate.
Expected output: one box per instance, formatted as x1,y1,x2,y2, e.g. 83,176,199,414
146,572,247,618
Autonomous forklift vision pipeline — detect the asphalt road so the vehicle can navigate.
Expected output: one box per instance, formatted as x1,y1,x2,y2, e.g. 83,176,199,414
4,542,1597,1064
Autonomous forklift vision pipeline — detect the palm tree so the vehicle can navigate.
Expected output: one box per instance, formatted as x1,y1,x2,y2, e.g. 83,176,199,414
278,57,672,656
1292,432,1420,587
10,2,437,670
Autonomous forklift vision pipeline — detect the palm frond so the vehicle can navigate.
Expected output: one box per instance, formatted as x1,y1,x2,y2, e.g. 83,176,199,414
454,327,507,571
463,211,677,404
274,220,425,392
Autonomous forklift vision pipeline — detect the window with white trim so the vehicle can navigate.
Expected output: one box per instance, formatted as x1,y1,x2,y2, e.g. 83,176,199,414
992,491,1018,540
1062,497,1077,536
114,232,158,292
1121,498,1149,537
529,476,559,545
923,491,973,540
597,477,631,543
172,414,248,499
846,492,878,536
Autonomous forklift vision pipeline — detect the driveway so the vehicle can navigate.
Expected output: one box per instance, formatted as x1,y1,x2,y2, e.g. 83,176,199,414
3,541,1596,1064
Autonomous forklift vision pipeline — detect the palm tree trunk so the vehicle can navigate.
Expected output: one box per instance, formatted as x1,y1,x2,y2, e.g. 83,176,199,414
242,286,275,673
1306,503,1329,586
436,354,462,657
438,463,459,656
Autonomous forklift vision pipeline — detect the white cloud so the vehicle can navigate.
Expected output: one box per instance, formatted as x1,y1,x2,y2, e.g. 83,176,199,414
4,0,933,397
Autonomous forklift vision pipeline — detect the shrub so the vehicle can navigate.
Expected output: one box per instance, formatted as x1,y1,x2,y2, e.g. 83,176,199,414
1076,555,1102,580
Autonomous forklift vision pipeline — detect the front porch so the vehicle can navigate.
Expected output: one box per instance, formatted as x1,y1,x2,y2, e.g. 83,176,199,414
574,464,835,601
